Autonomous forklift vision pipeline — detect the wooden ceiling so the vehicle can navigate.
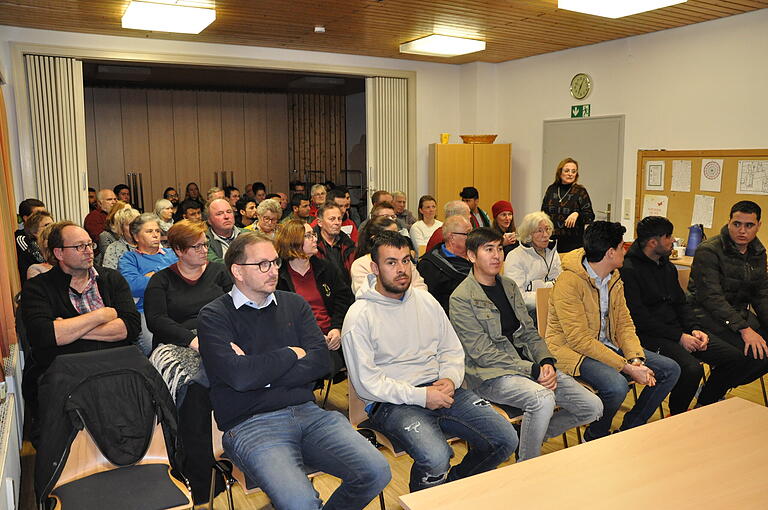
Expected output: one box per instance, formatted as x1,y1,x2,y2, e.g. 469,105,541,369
0,0,765,64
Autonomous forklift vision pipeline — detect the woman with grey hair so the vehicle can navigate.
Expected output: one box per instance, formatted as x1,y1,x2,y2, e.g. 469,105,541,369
309,183,326,217
247,198,282,239
154,198,175,240
102,206,140,269
503,211,561,323
118,213,178,354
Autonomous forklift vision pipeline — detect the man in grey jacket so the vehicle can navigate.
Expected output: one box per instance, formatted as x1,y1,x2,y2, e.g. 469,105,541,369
205,198,243,264
450,228,602,460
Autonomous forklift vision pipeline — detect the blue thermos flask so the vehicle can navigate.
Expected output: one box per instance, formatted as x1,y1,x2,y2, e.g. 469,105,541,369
685,224,704,256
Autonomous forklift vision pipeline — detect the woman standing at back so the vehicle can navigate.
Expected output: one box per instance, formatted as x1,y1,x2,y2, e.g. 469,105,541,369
541,157,594,253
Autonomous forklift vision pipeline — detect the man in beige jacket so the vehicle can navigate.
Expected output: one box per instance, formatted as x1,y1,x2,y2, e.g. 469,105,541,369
545,221,680,441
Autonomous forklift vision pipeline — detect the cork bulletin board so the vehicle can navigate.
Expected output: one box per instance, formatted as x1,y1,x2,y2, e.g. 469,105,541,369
635,149,768,245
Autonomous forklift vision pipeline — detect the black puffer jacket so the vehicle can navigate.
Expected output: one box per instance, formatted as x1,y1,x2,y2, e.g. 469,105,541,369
417,244,472,314
35,346,183,505
689,225,768,333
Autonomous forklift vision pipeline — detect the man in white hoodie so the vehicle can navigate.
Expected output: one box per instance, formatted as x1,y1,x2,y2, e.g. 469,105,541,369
342,231,518,493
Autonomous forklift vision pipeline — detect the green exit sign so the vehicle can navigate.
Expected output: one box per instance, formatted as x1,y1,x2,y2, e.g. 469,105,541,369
571,104,591,118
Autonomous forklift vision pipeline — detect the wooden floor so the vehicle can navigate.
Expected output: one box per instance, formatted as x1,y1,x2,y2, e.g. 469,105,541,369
19,375,767,510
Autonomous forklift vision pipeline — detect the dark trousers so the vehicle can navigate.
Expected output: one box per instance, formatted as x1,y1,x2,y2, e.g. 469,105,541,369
641,328,768,414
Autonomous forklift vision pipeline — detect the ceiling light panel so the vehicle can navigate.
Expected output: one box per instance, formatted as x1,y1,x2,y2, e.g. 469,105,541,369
122,1,216,34
558,0,687,19
399,35,486,57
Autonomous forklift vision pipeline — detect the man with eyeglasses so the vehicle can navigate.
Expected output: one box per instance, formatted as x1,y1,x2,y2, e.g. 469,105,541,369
198,232,390,508
314,202,356,284
205,198,243,264
84,188,117,245
689,201,768,370
21,221,140,420
417,215,473,313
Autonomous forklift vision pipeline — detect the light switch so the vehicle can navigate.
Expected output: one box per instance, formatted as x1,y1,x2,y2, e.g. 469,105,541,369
623,198,632,220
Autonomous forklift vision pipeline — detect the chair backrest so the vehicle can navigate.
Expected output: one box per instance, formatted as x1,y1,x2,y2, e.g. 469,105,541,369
536,286,553,338
347,379,370,428
55,420,171,488
677,268,690,291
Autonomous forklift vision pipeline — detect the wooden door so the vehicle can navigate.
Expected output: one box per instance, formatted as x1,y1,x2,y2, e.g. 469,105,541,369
221,92,247,191
430,144,473,219
265,93,290,193
91,87,124,191
473,144,511,217
172,90,201,201
147,89,176,203
197,91,224,193
244,93,270,192
121,89,152,212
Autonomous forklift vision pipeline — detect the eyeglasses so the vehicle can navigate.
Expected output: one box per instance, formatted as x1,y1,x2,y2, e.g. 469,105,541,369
450,232,469,236
304,232,318,239
237,258,282,273
376,214,398,221
260,216,278,224
62,242,97,252
533,227,553,234
189,242,209,252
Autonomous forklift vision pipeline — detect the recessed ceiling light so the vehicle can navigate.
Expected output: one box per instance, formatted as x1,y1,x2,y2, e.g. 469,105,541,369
399,35,486,57
122,0,216,34
558,0,687,18
314,25,326,33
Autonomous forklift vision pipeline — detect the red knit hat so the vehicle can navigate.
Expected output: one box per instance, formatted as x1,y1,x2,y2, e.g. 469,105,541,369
491,200,513,218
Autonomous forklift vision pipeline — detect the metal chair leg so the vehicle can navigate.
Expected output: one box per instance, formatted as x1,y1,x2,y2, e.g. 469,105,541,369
760,376,768,406
576,426,583,444
322,377,334,409
378,491,386,510
631,383,638,402
561,432,569,448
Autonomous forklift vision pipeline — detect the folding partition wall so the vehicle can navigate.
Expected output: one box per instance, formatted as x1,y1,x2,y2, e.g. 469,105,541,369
24,55,89,223
365,76,409,202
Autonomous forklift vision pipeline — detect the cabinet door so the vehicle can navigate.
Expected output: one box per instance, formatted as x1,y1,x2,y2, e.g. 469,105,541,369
473,144,511,216
432,144,473,218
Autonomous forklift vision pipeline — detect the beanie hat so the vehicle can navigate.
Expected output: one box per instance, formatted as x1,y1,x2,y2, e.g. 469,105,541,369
492,200,514,219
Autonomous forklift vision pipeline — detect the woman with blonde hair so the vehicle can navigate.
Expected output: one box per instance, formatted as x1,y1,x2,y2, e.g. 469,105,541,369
19,210,54,281
102,206,140,269
503,211,562,323
246,198,281,239
97,200,130,264
27,223,55,279
541,157,594,253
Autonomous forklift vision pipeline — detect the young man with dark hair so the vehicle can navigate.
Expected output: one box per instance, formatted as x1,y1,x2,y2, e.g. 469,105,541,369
450,228,601,460
621,216,764,415
198,232,389,508
88,188,98,211
281,193,313,224
689,200,768,371
16,198,46,257
179,200,203,223
343,230,517,493
460,186,491,229
235,197,258,228
314,202,356,282
113,184,131,204
546,221,680,440
224,186,241,208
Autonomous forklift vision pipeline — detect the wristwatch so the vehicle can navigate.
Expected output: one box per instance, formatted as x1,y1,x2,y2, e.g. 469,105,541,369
627,357,645,366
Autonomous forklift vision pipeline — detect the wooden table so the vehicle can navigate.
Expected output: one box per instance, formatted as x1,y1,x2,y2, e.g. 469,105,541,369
400,398,768,510
671,255,693,268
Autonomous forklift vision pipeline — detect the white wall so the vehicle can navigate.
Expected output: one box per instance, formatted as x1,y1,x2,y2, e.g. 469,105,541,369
487,9,768,235
0,25,462,206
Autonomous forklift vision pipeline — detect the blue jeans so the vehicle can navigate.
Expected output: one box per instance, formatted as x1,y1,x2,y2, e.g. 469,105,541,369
222,402,390,510
367,387,518,492
578,349,680,440
476,371,603,460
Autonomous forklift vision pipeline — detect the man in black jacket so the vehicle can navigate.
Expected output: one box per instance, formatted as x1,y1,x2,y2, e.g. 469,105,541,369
21,222,140,415
417,215,473,313
621,216,767,414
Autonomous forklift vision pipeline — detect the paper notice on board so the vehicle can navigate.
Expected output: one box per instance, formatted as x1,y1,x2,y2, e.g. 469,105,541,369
736,160,768,195
642,194,668,218
700,159,723,192
645,161,665,191
691,194,715,229
671,160,692,192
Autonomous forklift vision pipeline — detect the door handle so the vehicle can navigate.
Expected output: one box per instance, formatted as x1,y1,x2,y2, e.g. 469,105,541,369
596,203,612,222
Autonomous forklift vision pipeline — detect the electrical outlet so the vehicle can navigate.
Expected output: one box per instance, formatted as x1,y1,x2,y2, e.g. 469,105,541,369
623,198,632,220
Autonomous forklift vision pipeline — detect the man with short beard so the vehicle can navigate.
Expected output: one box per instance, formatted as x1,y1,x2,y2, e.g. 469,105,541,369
342,231,518,494
235,197,258,228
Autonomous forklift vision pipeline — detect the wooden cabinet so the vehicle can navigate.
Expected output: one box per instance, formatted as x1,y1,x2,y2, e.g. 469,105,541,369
429,143,511,219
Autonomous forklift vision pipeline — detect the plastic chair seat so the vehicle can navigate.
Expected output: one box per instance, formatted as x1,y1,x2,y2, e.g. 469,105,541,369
50,463,190,510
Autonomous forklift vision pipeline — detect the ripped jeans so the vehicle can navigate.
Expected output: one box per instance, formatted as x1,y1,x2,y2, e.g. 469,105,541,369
367,387,518,492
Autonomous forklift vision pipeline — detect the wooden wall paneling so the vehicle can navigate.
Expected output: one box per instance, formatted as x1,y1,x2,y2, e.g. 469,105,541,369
287,94,295,185
329,95,335,182
172,90,201,199
197,90,223,193
220,92,247,191
473,144,511,215
120,88,153,210
265,93,290,193
244,93,269,190
83,87,100,190
91,87,124,191
146,89,176,203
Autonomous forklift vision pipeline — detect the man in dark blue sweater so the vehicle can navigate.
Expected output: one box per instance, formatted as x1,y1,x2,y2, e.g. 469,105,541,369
198,232,390,509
